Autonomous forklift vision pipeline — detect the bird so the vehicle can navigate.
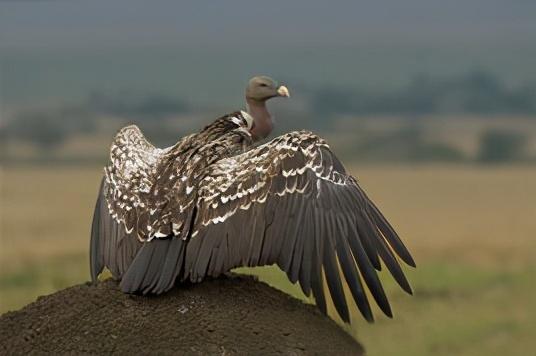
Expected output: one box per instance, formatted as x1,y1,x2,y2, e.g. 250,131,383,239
90,75,416,323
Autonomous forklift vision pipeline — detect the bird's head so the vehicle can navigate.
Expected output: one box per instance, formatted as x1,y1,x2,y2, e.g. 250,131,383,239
246,76,290,102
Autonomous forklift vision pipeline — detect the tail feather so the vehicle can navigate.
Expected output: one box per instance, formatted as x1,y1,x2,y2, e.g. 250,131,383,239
120,237,186,295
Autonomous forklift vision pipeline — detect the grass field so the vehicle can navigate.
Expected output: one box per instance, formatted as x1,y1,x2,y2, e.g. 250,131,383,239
1,165,535,355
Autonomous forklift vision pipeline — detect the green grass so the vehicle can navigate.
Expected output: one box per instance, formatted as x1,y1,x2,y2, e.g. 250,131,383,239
237,263,536,356
0,253,89,312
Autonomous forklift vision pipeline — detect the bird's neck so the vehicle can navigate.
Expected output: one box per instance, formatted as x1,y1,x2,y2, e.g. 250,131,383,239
246,98,273,141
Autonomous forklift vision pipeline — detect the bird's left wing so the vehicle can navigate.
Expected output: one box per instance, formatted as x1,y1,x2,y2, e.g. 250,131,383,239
186,131,416,322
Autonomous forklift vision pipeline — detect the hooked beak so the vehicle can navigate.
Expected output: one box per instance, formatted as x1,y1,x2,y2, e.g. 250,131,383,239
277,85,290,98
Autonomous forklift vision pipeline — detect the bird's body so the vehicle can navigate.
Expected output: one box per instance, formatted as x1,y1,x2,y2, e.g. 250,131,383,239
91,76,415,323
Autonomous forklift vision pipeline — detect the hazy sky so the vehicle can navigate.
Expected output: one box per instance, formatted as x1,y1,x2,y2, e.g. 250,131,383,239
2,0,535,109
1,0,535,48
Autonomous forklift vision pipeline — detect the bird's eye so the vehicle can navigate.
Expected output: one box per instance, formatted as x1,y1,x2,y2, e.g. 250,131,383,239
260,83,268,87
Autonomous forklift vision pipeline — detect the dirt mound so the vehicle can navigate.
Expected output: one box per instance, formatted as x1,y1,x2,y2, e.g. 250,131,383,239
0,275,363,355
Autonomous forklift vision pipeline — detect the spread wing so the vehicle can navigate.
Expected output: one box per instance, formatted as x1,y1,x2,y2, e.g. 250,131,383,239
185,131,416,322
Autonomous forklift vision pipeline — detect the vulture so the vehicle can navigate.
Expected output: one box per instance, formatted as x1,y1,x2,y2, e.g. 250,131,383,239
90,76,416,323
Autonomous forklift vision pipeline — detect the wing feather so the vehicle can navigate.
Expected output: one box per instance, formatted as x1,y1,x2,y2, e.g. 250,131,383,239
310,229,327,315
90,177,144,282
189,131,415,322
298,206,314,296
90,179,104,282
345,214,391,318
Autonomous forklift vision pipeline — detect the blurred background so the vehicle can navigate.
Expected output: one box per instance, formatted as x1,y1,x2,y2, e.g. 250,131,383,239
1,1,535,355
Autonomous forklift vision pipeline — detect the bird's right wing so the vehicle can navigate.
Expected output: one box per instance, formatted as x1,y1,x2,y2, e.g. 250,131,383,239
90,125,166,281
186,131,416,323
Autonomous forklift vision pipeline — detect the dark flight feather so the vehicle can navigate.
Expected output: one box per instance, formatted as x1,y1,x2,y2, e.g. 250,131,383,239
323,214,350,323
90,179,104,282
334,214,374,322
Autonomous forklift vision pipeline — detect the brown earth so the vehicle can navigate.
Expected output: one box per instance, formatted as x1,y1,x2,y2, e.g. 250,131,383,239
0,275,363,355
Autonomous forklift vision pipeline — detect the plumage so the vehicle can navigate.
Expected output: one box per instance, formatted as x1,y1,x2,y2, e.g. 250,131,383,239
90,76,416,323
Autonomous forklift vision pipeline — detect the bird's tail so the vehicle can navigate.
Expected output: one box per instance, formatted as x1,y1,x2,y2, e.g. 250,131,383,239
119,237,187,295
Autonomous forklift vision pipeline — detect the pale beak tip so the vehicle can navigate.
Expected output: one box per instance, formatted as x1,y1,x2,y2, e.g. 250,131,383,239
277,85,290,98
